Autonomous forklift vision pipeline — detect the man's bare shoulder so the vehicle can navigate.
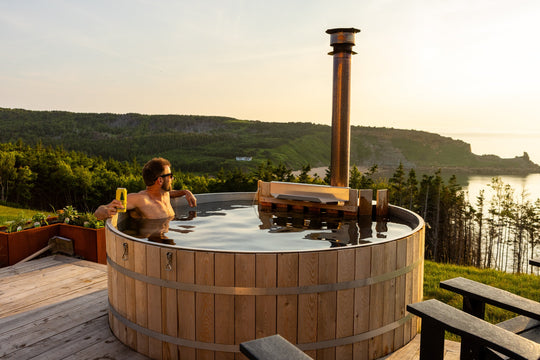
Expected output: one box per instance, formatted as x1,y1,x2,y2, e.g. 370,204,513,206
127,190,151,204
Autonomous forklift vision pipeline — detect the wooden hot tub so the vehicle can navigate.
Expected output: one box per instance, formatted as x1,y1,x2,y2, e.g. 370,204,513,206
106,192,424,359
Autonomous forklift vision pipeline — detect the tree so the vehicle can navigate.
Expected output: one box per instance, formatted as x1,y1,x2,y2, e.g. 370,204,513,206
0,152,16,202
389,162,406,206
474,190,485,267
13,165,36,204
297,164,312,184
405,169,419,211
349,165,363,189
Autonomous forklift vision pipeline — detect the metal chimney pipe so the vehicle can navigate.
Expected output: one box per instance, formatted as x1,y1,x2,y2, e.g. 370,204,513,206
326,27,360,188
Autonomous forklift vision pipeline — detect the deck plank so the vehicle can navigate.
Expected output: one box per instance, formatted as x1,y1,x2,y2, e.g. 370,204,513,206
377,335,460,360
0,264,107,318
0,256,61,278
0,290,108,356
0,288,107,335
1,312,110,359
0,255,149,360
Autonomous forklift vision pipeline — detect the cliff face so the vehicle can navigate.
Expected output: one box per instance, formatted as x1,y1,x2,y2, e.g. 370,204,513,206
349,127,540,174
1,108,539,174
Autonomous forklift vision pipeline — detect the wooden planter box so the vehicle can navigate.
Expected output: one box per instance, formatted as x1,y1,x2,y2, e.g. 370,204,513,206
0,224,105,267
58,224,106,264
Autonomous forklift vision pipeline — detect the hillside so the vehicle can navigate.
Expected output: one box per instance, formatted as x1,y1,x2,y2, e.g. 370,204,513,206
1,107,538,174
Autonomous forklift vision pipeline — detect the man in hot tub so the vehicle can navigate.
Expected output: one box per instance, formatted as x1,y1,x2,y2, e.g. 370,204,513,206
94,157,197,220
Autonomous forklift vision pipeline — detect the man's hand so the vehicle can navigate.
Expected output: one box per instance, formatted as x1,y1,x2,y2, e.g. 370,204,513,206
184,190,197,207
94,199,124,220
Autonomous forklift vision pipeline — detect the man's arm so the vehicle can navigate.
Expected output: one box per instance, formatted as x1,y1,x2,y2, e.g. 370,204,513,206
94,192,143,221
171,189,197,207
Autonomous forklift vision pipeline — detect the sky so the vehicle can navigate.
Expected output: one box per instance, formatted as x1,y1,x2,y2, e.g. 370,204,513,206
2,0,540,160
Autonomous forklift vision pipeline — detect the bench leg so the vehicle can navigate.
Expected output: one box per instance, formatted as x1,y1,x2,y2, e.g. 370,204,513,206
463,295,486,319
461,295,487,359
419,317,445,360
460,338,491,360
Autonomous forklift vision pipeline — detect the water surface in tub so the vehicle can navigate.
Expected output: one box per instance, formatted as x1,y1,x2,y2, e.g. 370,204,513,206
118,200,413,251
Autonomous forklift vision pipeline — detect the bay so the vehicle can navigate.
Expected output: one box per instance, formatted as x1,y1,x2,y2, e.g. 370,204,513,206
440,131,540,200
460,173,540,205
459,173,540,273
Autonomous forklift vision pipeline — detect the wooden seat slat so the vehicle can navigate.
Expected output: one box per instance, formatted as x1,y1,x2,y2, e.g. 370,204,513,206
240,334,313,360
407,299,540,360
440,277,540,321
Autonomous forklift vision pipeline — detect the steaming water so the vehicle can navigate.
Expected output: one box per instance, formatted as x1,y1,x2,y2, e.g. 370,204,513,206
119,200,413,252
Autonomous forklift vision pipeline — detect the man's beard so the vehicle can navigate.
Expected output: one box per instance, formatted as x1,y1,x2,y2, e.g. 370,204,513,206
161,182,172,192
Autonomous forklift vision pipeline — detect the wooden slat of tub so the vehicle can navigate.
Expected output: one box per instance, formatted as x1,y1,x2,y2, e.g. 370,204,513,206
256,254,277,339
368,243,385,359
403,234,414,344
413,230,424,336
235,253,255,360
125,239,137,350
277,253,299,345
133,240,149,357
115,236,127,345
177,250,196,360
393,238,408,350
147,244,163,360
381,240,397,355
354,245,371,360
336,248,355,359
411,232,421,341
162,248,178,360
196,251,215,360
107,231,117,339
418,229,425,339
298,252,318,359
105,227,112,308
419,229,425,295
411,232,419,340
215,252,235,360
317,250,338,360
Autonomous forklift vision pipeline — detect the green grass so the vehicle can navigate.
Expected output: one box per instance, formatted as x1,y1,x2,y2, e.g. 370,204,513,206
424,260,540,341
0,204,55,227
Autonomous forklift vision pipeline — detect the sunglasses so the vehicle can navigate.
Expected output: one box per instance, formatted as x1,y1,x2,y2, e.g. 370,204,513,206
156,173,174,180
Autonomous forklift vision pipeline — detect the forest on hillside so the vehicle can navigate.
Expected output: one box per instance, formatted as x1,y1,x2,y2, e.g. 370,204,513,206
2,107,538,174
1,140,540,274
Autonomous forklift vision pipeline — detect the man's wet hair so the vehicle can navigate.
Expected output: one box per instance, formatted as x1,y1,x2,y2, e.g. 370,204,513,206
142,157,171,186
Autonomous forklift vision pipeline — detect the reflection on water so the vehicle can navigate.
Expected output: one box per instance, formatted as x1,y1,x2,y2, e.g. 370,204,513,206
118,201,414,251
122,216,176,245
258,209,372,247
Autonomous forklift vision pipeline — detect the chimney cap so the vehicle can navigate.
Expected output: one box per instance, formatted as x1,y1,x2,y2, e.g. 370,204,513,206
327,28,360,54
325,28,360,35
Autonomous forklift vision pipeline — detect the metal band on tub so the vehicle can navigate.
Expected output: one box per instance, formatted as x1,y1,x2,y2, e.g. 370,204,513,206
107,254,422,295
109,302,413,352
108,303,239,352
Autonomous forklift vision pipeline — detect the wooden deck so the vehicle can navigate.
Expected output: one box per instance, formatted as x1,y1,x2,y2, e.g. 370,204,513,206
380,335,460,360
0,255,147,359
0,255,460,360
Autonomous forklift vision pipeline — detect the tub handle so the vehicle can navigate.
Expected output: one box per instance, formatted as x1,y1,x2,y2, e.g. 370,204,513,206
122,242,129,261
165,252,173,271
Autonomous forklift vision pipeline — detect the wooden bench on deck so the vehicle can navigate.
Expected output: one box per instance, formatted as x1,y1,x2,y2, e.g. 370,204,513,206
240,334,313,360
407,299,540,360
407,277,540,360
